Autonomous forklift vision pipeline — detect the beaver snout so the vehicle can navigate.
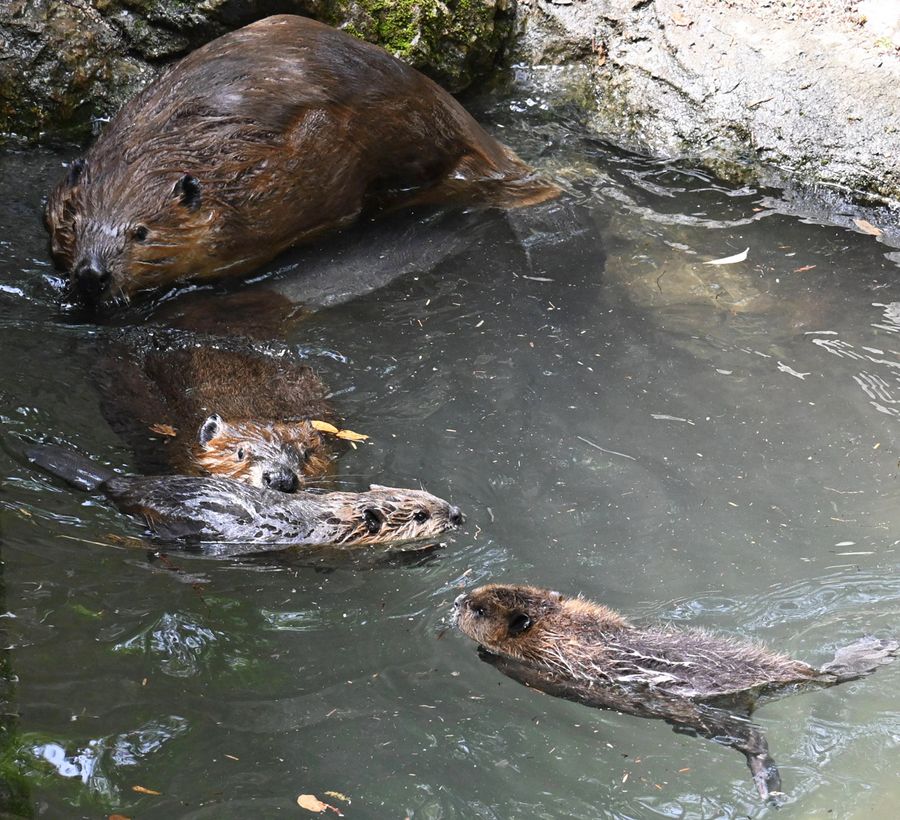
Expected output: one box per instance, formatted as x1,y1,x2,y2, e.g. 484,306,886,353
263,468,299,493
72,255,112,304
449,593,468,627
448,506,465,527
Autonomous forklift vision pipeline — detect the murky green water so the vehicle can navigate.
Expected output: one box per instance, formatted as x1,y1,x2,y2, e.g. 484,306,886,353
1,97,899,818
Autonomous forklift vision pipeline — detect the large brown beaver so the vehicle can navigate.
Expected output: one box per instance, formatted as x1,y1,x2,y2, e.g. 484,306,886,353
452,583,898,800
27,444,463,556
45,15,559,307
93,330,335,492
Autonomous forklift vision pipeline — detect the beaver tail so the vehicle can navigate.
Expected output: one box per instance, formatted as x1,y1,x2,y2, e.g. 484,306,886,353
818,636,899,683
26,444,115,492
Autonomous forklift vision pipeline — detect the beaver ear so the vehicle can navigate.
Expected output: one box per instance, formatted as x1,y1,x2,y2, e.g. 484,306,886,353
198,414,222,447
508,612,532,636
364,508,384,534
66,158,86,187
174,173,202,210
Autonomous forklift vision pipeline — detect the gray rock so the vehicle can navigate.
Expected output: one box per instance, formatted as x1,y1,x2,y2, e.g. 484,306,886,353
510,0,900,208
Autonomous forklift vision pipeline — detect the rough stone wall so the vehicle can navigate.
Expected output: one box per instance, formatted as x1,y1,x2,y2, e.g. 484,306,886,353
0,0,513,141
511,0,900,208
1,0,899,208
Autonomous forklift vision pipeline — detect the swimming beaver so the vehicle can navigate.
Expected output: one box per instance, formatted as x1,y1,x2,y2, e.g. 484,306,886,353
93,331,334,492
45,14,559,307
452,583,898,799
27,444,462,555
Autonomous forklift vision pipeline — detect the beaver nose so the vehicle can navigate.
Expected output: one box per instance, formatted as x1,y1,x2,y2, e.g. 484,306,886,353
453,593,467,609
448,506,465,527
263,468,298,493
73,256,111,303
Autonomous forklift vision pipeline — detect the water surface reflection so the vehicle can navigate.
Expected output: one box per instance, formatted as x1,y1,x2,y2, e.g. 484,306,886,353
1,100,898,818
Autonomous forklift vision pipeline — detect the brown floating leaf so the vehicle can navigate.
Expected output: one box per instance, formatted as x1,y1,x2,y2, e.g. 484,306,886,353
297,794,344,816
109,815,132,820
335,429,369,442
310,420,339,434
149,423,178,437
131,785,161,795
106,533,149,549
853,218,882,236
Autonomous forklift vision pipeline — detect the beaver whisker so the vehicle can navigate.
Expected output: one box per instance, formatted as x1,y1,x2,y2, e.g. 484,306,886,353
142,241,183,249
133,258,176,268
209,257,256,274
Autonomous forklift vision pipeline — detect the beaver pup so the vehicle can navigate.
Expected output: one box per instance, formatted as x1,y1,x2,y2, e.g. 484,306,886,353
45,15,559,308
27,444,463,555
452,584,897,799
93,332,334,492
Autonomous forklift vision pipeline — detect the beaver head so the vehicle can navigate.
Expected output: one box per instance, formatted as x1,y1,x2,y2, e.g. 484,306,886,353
192,414,329,493
329,485,465,544
452,584,630,665
45,157,213,307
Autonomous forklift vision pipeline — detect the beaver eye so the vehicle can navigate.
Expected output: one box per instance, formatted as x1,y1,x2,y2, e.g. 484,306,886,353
471,605,486,618
131,225,149,242
236,447,245,461
413,510,430,523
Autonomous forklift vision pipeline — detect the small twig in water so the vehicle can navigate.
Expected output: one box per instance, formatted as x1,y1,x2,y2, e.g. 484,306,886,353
576,436,636,461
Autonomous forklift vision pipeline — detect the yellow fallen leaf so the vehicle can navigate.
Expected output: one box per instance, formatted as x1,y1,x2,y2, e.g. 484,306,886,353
106,533,149,549
131,785,161,795
335,429,369,442
149,423,178,437
310,420,369,442
324,791,350,803
297,794,343,816
310,420,339,434
853,218,882,236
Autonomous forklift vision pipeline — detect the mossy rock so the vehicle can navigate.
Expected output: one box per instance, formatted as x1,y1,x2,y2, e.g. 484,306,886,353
0,0,512,143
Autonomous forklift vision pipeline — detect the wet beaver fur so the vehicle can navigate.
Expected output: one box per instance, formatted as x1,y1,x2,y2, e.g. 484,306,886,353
45,14,559,307
27,444,463,556
93,330,335,493
452,583,898,799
